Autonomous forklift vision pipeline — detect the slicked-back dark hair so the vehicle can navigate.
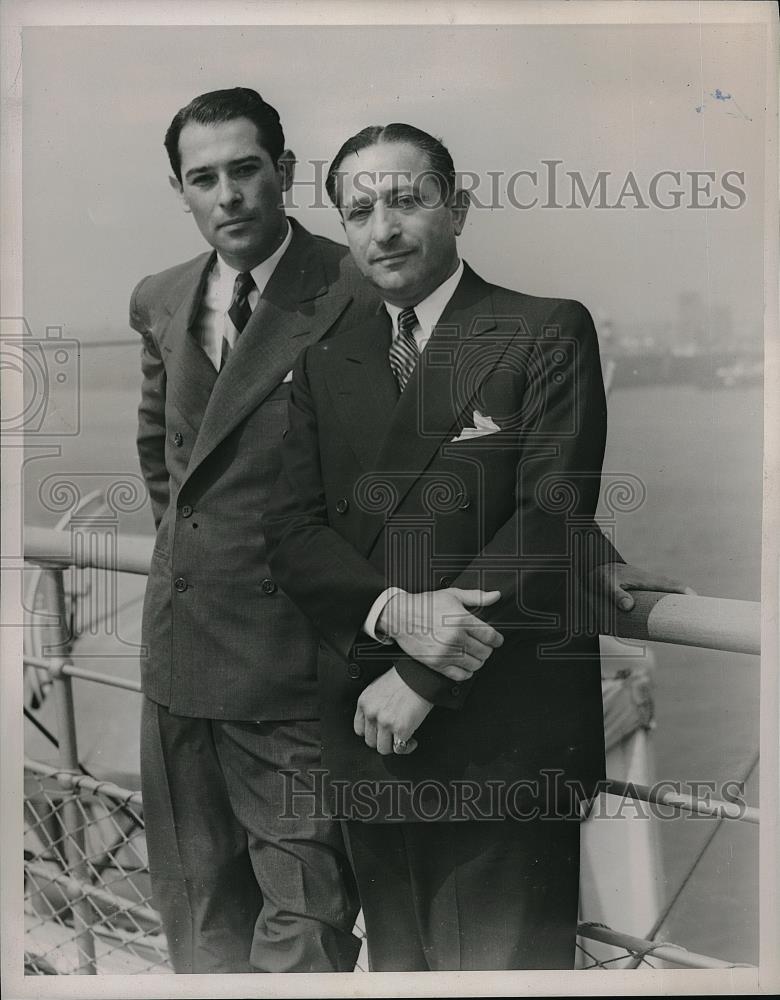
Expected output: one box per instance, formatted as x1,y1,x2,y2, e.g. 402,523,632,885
325,123,456,210
165,87,285,182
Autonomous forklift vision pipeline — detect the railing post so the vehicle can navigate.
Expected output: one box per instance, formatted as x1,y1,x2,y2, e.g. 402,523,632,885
38,566,97,974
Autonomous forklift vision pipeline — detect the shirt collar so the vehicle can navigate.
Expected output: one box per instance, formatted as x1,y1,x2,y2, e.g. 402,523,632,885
384,259,464,341
214,219,293,304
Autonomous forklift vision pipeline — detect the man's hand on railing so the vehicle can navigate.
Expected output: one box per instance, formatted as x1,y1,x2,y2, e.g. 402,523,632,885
592,561,697,613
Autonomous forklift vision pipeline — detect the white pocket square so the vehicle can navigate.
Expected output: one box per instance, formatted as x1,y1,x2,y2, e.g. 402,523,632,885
450,410,501,443
282,370,294,383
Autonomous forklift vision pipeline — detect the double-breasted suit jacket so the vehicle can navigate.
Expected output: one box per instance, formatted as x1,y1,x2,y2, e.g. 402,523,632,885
265,263,611,819
131,219,377,720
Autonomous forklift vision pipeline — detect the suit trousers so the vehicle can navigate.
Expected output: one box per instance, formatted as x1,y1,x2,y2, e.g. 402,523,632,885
343,814,581,971
140,698,361,973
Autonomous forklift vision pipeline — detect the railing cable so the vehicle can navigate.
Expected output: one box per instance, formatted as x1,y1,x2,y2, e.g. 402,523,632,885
625,748,760,968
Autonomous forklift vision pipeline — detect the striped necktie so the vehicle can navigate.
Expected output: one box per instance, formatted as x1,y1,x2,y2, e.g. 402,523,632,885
221,271,256,369
389,306,420,392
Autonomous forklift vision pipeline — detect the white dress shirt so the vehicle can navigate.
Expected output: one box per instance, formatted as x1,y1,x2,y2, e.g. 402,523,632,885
363,260,465,642
195,220,293,369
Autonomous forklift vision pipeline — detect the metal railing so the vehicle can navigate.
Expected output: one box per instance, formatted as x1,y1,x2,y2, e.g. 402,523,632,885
22,525,760,974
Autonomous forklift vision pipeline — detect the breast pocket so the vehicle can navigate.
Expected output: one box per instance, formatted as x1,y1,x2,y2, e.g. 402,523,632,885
264,381,293,403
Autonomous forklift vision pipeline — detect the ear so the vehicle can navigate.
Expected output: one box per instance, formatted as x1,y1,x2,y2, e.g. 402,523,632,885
277,149,296,192
169,175,191,213
450,188,471,236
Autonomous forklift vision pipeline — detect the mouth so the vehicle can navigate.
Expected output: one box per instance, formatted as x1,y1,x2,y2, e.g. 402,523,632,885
218,217,254,229
371,250,413,264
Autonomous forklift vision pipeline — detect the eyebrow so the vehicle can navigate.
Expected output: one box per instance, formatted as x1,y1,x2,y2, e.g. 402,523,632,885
184,155,263,182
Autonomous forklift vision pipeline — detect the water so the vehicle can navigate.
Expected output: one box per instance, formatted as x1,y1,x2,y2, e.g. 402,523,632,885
603,383,761,964
22,343,763,964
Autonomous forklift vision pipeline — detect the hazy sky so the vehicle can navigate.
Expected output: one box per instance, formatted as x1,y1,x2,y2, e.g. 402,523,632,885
22,22,766,342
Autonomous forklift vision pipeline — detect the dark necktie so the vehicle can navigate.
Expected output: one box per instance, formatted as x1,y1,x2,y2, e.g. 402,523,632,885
222,271,256,368
388,307,420,392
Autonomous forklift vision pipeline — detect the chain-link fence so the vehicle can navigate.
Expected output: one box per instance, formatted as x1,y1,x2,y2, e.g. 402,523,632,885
23,757,372,975
24,760,169,975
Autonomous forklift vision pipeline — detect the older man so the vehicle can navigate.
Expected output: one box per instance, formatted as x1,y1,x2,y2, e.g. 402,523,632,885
265,123,649,970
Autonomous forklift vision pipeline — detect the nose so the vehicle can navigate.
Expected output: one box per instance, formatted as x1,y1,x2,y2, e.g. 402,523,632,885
370,203,401,246
216,173,242,208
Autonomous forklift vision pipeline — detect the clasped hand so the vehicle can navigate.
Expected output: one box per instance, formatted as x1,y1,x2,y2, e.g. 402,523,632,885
353,587,504,756
354,667,432,756
377,587,505,682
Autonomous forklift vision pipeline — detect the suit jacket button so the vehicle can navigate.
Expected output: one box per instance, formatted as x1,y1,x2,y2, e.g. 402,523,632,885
261,578,277,595
181,505,193,518
438,575,452,588
173,433,183,447
174,577,187,592
451,684,461,697
347,662,362,679
336,498,349,515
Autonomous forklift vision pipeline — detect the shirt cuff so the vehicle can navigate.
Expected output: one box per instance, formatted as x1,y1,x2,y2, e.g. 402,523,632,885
363,587,406,642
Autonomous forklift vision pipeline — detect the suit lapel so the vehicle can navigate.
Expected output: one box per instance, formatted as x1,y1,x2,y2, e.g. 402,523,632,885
184,223,353,480
160,252,219,429
325,309,399,470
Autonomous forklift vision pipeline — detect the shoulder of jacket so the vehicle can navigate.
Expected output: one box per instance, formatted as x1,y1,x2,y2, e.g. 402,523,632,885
486,282,592,328
131,250,213,310
309,233,366,288
309,235,380,314
307,230,350,259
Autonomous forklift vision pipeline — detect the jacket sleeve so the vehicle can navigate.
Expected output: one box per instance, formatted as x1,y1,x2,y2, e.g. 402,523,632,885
397,299,612,707
264,350,391,657
131,277,170,530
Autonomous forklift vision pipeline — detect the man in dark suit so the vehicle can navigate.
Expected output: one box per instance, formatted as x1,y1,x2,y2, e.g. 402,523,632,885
264,124,629,971
131,88,378,973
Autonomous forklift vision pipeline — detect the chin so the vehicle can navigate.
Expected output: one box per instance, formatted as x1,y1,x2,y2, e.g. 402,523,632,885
220,238,260,258
370,271,406,292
